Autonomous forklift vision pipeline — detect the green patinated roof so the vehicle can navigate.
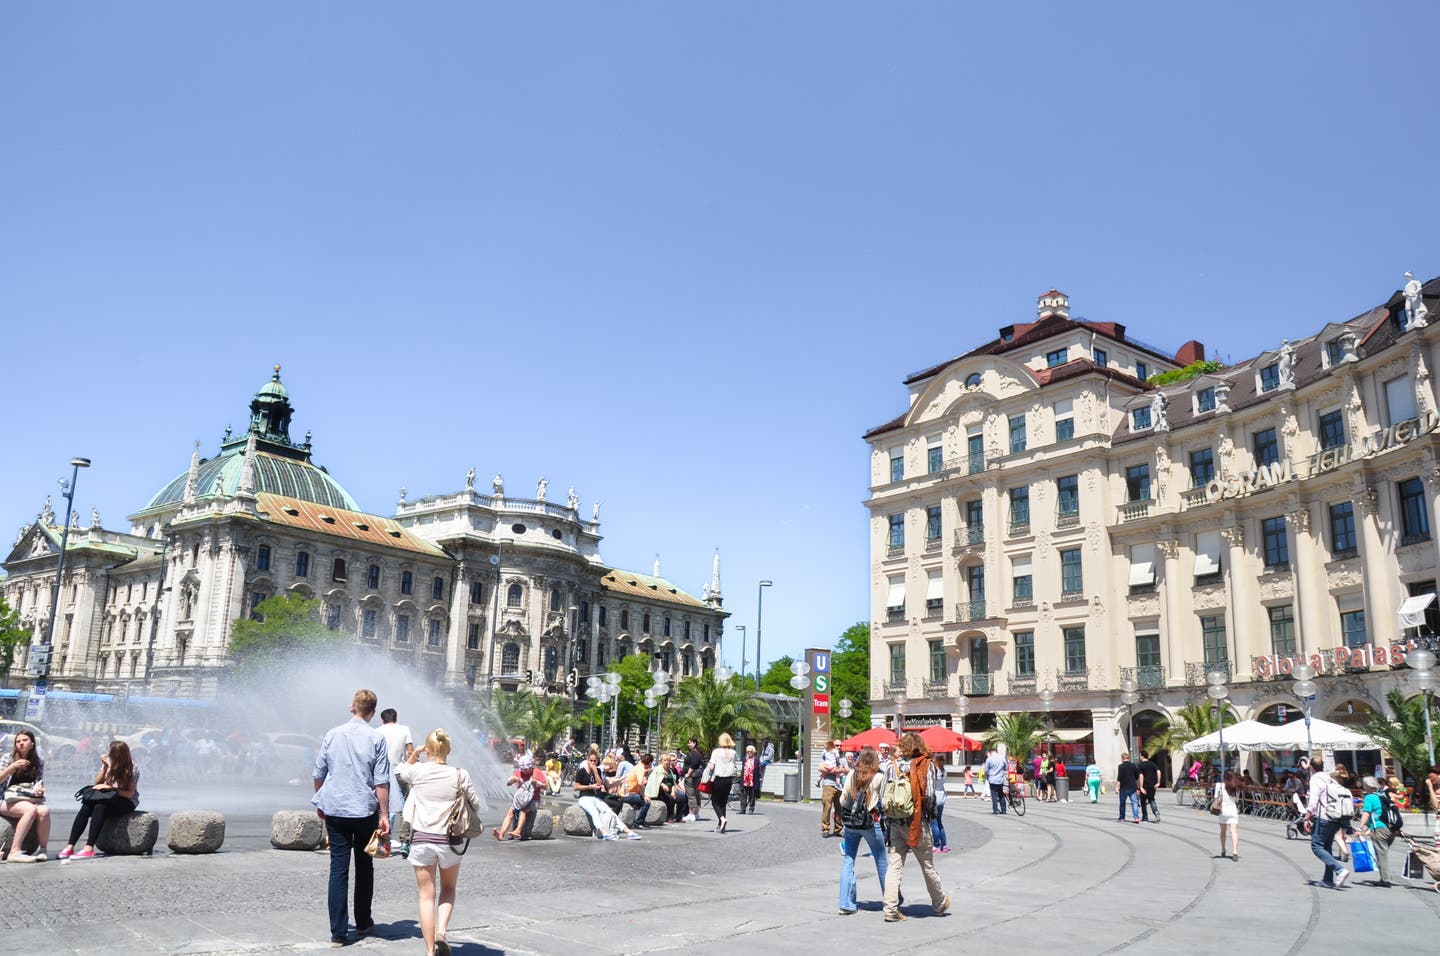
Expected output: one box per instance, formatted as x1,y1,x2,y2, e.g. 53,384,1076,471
141,451,360,513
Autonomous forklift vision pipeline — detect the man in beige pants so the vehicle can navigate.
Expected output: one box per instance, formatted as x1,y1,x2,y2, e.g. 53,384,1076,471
818,740,845,836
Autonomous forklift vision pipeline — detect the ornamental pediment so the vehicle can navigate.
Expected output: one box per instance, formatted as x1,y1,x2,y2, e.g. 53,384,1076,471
5,524,58,565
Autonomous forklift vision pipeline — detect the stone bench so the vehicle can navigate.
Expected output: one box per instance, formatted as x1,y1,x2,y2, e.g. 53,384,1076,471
96,811,160,855
0,816,42,857
271,810,325,850
644,802,668,827
167,810,226,854
561,804,595,837
527,808,554,840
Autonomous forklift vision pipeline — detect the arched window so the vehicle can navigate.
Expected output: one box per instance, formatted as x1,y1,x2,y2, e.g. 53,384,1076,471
502,642,520,673
256,545,271,571
550,586,561,612
620,609,630,630
683,650,695,676
332,557,347,582
507,583,524,608
544,645,558,682
663,616,672,637
642,612,651,634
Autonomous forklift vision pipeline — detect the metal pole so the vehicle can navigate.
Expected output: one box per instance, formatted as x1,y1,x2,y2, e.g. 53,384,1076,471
1424,689,1435,766
1217,699,1226,779
40,458,89,683
755,581,772,690
736,624,747,683
486,539,506,702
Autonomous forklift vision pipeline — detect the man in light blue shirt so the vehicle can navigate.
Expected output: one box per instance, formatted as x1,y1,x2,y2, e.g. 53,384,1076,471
313,689,390,947
983,749,1009,814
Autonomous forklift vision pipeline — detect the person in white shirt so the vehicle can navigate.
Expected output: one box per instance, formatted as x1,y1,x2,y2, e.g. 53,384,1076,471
397,729,481,956
378,709,415,855
818,740,844,838
1302,757,1351,889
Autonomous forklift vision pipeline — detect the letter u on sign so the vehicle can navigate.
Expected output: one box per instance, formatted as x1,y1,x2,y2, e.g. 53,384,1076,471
813,653,830,673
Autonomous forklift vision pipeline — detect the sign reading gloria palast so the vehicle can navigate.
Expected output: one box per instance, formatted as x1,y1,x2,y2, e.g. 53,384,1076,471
1205,412,1439,504
1253,638,1418,678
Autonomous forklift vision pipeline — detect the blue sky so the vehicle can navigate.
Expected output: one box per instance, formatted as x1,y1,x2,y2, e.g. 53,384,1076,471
2,3,1437,672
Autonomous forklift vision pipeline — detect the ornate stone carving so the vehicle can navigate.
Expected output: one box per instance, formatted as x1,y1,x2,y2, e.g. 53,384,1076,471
1127,594,1160,619
1257,573,1293,600
1035,530,1052,554
1086,522,1103,553
1398,546,1434,574
1039,601,1054,623
1327,560,1362,589
1221,526,1244,547
1155,444,1170,502
1404,271,1430,328
1356,488,1380,517
1156,538,1179,560
1287,507,1311,533
1193,582,1227,609
1217,432,1235,478
1089,594,1105,619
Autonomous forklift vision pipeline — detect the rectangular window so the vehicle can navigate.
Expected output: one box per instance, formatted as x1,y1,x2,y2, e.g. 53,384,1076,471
1135,361,1149,381
1196,387,1216,413
1014,631,1035,677
332,557,347,582
967,565,986,603
1268,605,1296,656
927,444,943,474
1194,530,1223,578
1340,609,1366,647
1262,515,1290,568
256,545,271,572
885,577,905,621
1329,501,1356,555
1132,406,1152,430
1201,614,1227,664
926,505,942,542
1060,548,1083,595
1063,626,1086,674
1399,477,1431,544
581,600,591,622
599,606,607,627
1325,339,1344,367
1128,543,1156,590
1009,415,1027,453
1135,632,1161,668
470,579,484,604
1385,375,1417,425
1057,475,1079,517
367,564,381,589
362,609,378,639
1259,363,1279,392
1253,427,1280,467
890,452,904,483
1010,486,1030,530
432,576,445,600
1046,347,1069,368
888,514,905,549
928,639,945,683
1012,570,1033,604
395,616,410,643
1189,448,1215,487
1317,410,1345,450
965,499,983,529
467,621,480,650
428,619,443,647
401,571,413,595
326,604,342,630
1093,348,1108,368
249,593,265,621
889,643,906,685
1125,464,1151,502
1054,399,1074,442
295,552,309,578
925,571,943,616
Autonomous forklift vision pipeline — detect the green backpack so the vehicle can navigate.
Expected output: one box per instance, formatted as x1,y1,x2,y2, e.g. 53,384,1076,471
882,769,915,820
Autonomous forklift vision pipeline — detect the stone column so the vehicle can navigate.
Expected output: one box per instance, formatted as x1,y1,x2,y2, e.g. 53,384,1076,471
1357,488,1391,649
443,562,469,689
1223,523,1256,670
1288,503,1324,657
1158,538,1184,685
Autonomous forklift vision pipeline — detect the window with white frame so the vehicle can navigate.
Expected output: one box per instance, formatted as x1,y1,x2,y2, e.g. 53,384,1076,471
1128,543,1156,591
926,438,943,474
925,571,943,617
1054,399,1074,441
1194,531,1223,579
885,577,905,622
1384,375,1417,425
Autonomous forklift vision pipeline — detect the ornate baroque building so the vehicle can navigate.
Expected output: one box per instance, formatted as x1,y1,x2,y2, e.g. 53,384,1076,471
3,370,727,700
865,276,1439,777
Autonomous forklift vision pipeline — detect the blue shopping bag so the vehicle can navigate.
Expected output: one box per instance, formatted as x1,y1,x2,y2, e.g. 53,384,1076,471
1348,839,1375,874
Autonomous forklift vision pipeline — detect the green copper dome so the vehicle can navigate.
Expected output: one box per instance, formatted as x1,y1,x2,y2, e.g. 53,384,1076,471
143,451,359,512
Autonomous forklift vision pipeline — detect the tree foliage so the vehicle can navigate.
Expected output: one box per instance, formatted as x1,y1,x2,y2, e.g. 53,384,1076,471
1146,359,1225,387
1364,689,1440,809
228,594,343,669
830,622,872,733
987,711,1046,761
664,669,772,750
1145,702,1238,762
758,656,795,696
486,689,574,753
0,595,28,682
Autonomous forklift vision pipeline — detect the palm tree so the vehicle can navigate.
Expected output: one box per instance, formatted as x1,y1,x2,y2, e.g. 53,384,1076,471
1363,690,1439,809
485,688,534,744
986,712,1046,762
664,669,772,749
1146,701,1237,765
524,693,575,754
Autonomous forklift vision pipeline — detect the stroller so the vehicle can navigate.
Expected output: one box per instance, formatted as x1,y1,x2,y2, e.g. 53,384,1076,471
1402,837,1440,893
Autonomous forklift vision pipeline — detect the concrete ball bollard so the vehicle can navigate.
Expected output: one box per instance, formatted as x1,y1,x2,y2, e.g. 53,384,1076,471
271,810,325,850
528,809,554,840
97,812,160,855
561,804,594,837
167,810,226,854
0,816,42,857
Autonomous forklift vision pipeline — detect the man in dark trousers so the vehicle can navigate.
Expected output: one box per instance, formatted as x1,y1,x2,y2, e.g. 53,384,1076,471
1138,752,1162,823
1116,752,1141,824
682,737,706,822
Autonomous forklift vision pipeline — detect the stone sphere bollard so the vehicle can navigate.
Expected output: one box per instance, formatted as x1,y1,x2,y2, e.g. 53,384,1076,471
644,802,668,826
561,804,594,837
97,811,160,855
529,809,554,840
167,810,226,854
0,816,42,857
271,810,325,850
619,805,637,829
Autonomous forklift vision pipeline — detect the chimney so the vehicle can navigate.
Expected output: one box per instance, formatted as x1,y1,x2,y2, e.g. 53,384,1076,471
1173,340,1206,366
1037,290,1069,320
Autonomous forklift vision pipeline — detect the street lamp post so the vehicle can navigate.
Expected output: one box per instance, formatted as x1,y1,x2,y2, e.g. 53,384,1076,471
956,694,969,767
892,688,906,734
1408,648,1436,766
1120,677,1139,757
37,457,91,688
838,697,853,741
735,625,747,683
1207,670,1230,779
1290,662,1318,759
755,581,772,690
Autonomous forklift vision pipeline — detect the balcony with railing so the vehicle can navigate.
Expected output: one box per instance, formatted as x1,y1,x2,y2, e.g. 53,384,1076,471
1180,487,1209,509
1185,660,1231,686
1120,664,1167,690
1057,668,1091,692
962,673,994,696
960,600,990,622
922,678,951,699
1008,672,1038,696
886,543,906,558
1055,508,1080,528
883,679,909,698
943,453,989,475
954,526,986,550
886,606,905,624
1009,519,1031,538
1118,498,1155,523
924,535,942,551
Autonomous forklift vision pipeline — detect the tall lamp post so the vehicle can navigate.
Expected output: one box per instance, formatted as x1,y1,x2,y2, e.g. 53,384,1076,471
37,457,91,689
956,694,969,767
1206,670,1230,778
1120,677,1139,757
735,625,747,682
1408,648,1436,766
892,688,906,734
838,697,853,741
754,581,772,690
1289,662,1318,759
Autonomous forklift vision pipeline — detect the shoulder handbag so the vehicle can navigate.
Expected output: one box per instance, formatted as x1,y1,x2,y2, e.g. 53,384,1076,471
74,785,118,805
445,767,484,854
1209,787,1223,815
4,784,45,807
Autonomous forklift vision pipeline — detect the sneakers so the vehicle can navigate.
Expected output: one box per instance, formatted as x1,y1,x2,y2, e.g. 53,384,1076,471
1335,869,1350,888
624,833,642,840
6,852,41,864
70,848,97,860
837,909,856,916
57,848,73,860
934,895,952,916
884,912,909,923
601,834,619,841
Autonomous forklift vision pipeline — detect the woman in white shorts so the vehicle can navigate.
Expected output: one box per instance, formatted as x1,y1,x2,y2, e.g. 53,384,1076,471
398,729,482,956
1213,769,1241,861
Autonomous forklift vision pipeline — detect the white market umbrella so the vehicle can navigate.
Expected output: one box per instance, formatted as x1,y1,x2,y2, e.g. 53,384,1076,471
1250,717,1380,752
1181,719,1275,753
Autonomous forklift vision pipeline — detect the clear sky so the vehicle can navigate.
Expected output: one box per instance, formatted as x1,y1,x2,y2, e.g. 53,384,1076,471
2,3,1437,673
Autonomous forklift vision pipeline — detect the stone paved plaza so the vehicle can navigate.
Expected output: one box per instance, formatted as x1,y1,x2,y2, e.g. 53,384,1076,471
3,787,1437,953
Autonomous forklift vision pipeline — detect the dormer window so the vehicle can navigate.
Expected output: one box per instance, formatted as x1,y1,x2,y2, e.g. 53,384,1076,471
1046,347,1069,368
1093,347,1108,368
1195,387,1216,413
1324,340,1344,367
1131,406,1152,431
1259,363,1280,392
964,372,982,388
1136,361,1149,381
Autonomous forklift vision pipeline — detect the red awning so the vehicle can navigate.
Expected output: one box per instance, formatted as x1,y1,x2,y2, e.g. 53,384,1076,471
840,727,897,752
917,725,984,752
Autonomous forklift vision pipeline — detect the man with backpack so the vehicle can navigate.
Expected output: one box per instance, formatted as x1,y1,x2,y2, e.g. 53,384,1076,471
1303,756,1353,889
1357,775,1399,887
880,732,951,923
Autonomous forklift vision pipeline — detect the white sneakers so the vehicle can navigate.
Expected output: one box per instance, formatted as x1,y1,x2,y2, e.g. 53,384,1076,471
5,852,44,864
1335,868,1350,888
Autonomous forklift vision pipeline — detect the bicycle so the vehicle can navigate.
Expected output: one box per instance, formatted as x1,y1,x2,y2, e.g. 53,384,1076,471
1007,784,1027,816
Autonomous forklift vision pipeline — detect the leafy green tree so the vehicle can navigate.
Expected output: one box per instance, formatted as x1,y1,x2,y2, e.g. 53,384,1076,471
228,593,342,670
987,712,1046,762
612,653,659,740
484,688,533,742
664,669,773,749
1364,690,1440,809
830,622,871,734
1145,702,1238,764
758,656,795,696
523,692,575,754
0,595,28,684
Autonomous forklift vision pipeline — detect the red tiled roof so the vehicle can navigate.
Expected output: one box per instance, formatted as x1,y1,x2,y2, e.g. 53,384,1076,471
254,493,448,557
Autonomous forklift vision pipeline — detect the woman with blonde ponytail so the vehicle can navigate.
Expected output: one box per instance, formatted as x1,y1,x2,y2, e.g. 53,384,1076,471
397,729,482,956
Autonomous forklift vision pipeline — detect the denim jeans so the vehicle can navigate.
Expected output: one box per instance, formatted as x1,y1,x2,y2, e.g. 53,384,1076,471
930,806,947,849
1311,817,1345,884
838,823,888,912
989,783,1006,813
1118,788,1139,821
324,813,378,941
623,793,650,825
